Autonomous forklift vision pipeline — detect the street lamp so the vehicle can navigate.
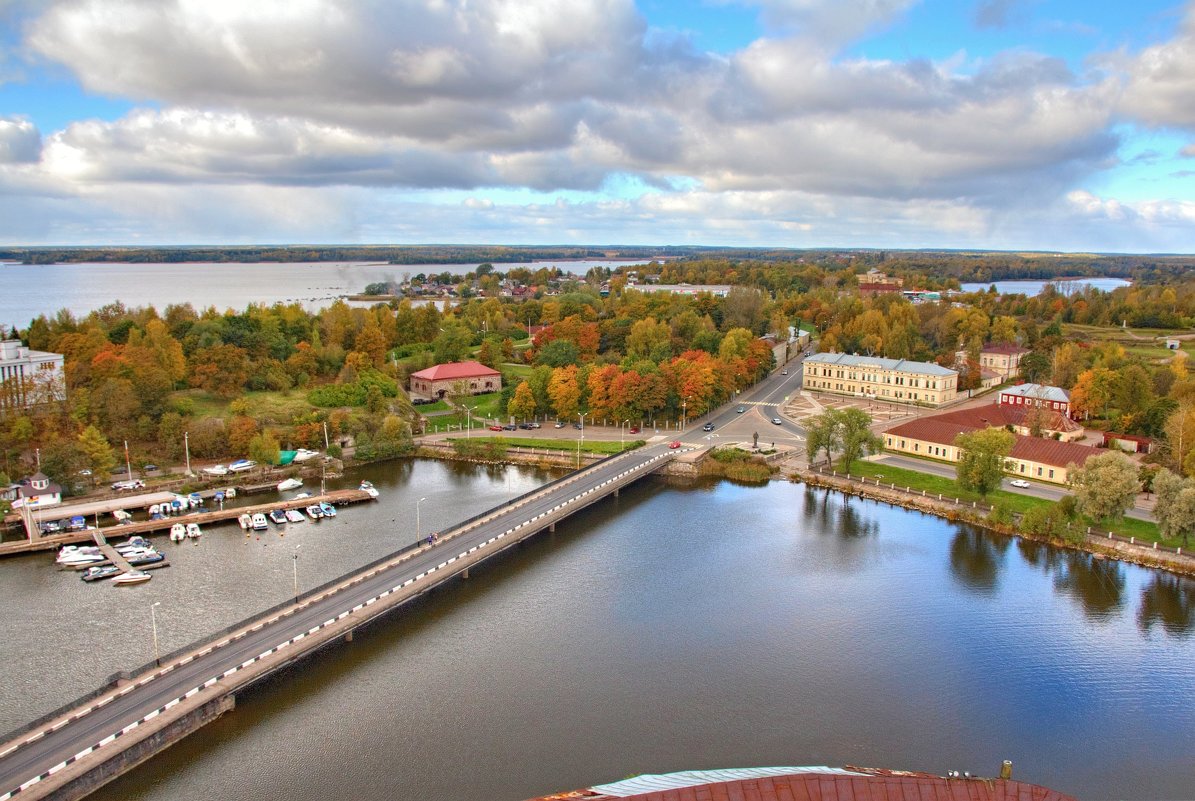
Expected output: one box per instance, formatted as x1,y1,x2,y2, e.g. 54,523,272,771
123,440,132,479
466,407,472,440
681,398,687,433
292,545,301,602
577,413,587,468
184,431,193,477
150,601,162,666
416,496,427,543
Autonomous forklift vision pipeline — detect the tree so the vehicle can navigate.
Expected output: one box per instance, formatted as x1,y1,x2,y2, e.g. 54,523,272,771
548,365,581,420
836,408,882,473
805,409,840,467
954,427,1015,497
507,381,537,421
248,431,281,466
1165,487,1195,547
432,324,473,364
190,344,251,398
1068,451,1140,523
76,425,116,484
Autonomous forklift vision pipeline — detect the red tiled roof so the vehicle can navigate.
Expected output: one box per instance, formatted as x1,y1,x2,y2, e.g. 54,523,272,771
410,361,500,381
527,768,1076,801
931,403,1081,435
886,412,1098,468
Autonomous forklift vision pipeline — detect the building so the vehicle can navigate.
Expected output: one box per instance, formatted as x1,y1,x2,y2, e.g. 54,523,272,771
1103,431,1154,454
0,340,65,413
624,283,732,297
11,473,62,510
999,383,1071,416
409,361,501,400
857,269,903,297
978,344,1030,380
884,412,1098,484
803,352,958,406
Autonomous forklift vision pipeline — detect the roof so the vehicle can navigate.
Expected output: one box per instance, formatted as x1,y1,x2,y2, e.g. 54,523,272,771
525,766,1076,801
1001,383,1070,403
805,352,957,377
930,402,1082,435
886,414,1098,468
410,361,501,381
982,343,1030,356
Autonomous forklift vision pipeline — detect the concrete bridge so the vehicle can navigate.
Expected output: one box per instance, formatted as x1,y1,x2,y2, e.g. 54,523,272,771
0,442,691,801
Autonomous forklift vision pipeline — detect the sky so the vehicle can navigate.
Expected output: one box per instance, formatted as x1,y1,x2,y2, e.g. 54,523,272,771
0,0,1194,252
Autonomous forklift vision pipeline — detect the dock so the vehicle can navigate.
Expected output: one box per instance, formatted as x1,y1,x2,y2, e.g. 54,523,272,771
0,488,372,557
92,531,135,574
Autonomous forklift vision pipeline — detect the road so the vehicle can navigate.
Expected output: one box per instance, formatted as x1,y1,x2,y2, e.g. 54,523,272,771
679,354,809,448
0,443,678,800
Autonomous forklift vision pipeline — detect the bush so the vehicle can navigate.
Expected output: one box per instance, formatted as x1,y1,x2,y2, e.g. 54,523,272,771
988,501,1014,525
326,443,342,459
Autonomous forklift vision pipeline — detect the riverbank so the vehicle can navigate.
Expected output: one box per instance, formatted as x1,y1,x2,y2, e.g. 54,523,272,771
796,467,1195,578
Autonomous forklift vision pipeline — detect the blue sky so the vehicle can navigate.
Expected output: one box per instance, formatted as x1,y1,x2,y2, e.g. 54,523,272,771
0,0,1193,251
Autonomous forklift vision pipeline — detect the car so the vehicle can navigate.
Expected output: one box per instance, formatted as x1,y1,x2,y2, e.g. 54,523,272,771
528,422,541,429
111,479,145,491
78,469,92,476
489,425,503,431
518,423,534,430
143,464,157,472
702,423,715,431
554,422,565,428
502,424,517,431
628,426,639,434
1010,479,1031,488
572,423,582,430
782,369,788,375
668,441,681,449
736,406,745,413
771,417,783,425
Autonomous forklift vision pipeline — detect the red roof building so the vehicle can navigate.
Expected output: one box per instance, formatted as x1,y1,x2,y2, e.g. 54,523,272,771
409,361,501,400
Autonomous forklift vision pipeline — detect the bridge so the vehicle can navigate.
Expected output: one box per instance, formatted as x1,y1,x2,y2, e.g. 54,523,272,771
0,442,693,801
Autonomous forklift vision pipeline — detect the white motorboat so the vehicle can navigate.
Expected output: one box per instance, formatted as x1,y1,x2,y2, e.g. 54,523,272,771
305,505,323,520
293,492,312,500
229,459,257,473
111,571,151,586
57,550,105,566
251,513,269,531
112,509,132,522
223,487,237,498
359,481,379,499
186,522,202,538
238,513,253,530
284,509,305,523
170,523,186,541
202,464,229,476
293,448,320,462
277,478,303,492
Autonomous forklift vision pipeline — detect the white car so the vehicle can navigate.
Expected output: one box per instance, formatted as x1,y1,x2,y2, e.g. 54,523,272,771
1009,479,1030,488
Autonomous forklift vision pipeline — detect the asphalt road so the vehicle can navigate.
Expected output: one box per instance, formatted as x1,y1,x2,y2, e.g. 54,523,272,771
680,355,809,447
0,442,677,798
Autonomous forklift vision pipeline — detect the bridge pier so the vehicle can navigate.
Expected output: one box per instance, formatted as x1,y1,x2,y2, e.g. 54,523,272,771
549,521,555,533
614,487,619,498
462,567,469,579
345,630,353,643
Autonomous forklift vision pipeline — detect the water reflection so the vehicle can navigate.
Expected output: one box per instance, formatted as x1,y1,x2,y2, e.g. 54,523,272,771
1138,574,1195,636
949,528,1009,594
801,487,879,539
1051,553,1125,620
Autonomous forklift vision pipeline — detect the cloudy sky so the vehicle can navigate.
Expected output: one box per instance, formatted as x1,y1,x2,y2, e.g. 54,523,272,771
1,0,1193,251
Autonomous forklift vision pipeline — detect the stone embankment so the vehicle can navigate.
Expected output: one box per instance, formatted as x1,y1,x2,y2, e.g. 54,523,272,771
797,468,1195,579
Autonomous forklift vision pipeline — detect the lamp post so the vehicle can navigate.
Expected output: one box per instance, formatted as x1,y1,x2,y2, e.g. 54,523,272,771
416,496,427,543
123,440,132,479
466,407,472,440
577,413,586,468
292,545,301,602
681,398,687,433
150,601,162,666
184,431,193,477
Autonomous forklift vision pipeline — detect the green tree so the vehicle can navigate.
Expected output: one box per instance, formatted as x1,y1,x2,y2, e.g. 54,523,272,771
804,409,840,467
247,431,281,466
1068,451,1140,523
432,324,473,364
954,427,1015,497
76,425,116,484
836,408,882,473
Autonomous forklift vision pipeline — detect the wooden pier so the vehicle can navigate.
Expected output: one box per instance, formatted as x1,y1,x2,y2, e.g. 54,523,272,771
0,488,373,557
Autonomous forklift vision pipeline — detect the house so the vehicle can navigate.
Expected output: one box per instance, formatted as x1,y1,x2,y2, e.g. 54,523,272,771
0,340,65,414
12,472,62,509
918,402,1084,442
625,283,732,297
999,383,1071,417
858,269,903,297
803,352,958,406
1103,432,1154,454
409,361,501,401
978,344,1030,380
883,415,1098,485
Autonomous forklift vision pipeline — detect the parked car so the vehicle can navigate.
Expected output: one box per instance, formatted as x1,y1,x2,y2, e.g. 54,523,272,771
572,423,582,430
1010,479,1031,488
669,441,681,449
519,423,534,430
782,369,788,375
528,422,541,429
111,480,145,491
488,425,503,431
502,424,517,430
702,423,715,431
629,426,639,434
143,464,158,472
554,422,565,428
736,406,745,413
771,417,783,425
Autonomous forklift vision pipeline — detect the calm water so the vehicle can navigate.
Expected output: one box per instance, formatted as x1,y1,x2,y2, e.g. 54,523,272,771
1,465,1192,800
960,277,1131,296
0,260,640,324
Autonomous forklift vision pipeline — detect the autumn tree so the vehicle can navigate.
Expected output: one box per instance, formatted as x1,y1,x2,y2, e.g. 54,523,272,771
954,427,1015,497
190,344,251,398
836,408,883,473
77,425,116,484
248,431,281,466
507,382,537,421
548,365,581,420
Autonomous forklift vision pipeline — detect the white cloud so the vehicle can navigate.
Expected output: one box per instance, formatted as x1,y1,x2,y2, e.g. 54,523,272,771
0,117,41,163
1117,5,1195,129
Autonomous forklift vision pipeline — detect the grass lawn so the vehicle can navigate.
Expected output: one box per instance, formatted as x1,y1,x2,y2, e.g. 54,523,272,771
448,436,640,455
169,388,317,421
459,391,504,419
424,413,488,433
1062,323,1190,362
500,363,533,378
848,459,1170,546
414,399,451,413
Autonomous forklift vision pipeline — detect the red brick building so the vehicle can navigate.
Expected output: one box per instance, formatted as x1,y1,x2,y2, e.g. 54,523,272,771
409,361,501,400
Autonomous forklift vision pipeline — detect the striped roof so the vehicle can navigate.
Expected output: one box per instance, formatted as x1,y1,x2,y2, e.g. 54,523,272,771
805,352,957,377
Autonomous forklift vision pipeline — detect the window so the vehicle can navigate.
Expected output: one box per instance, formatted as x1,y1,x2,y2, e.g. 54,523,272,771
914,443,919,451
1048,469,1054,479
1037,466,1043,476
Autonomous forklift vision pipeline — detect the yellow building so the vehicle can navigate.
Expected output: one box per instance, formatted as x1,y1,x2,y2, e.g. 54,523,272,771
803,352,958,406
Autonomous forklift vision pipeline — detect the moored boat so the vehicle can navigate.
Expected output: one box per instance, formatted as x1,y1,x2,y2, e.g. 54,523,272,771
251,513,269,531
111,571,151,586
238,513,253,530
81,565,120,582
305,505,323,520
170,523,186,541
285,509,305,523
277,477,303,492
268,509,288,524
359,480,379,499
186,522,202,538
318,502,336,518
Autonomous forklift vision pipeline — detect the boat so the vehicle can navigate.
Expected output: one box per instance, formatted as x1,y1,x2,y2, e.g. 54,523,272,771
318,502,336,518
293,492,312,500
223,487,237,498
277,478,303,492
111,571,151,586
148,504,160,516
359,481,379,499
118,536,152,550
188,492,203,509
80,565,120,582
68,516,87,531
268,509,288,525
293,448,320,462
127,552,165,566
112,509,132,522
305,505,323,520
214,491,225,503
202,464,229,476
284,509,305,523
228,459,257,473
57,551,105,566
251,513,269,531
186,522,202,538
170,523,186,541
238,513,253,530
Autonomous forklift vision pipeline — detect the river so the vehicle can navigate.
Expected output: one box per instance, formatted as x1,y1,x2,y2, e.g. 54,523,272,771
959,277,1131,296
0,260,641,324
1,463,1192,801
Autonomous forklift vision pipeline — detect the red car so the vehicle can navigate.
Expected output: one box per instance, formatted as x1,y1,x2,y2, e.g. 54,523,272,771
669,441,681,449
629,426,640,434
488,424,503,431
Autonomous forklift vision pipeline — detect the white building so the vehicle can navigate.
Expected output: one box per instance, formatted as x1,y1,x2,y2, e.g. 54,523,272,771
803,352,958,406
0,340,65,413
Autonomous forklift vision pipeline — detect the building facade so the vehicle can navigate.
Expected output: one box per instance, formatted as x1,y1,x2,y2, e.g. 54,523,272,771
978,344,1029,380
409,361,502,400
0,340,65,413
803,352,958,406
998,383,1070,416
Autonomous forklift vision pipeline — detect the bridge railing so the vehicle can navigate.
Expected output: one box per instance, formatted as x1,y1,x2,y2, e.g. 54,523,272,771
0,447,652,748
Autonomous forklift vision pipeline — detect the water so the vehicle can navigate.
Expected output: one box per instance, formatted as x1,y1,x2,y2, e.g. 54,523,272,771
1,467,1192,800
960,277,1131,296
0,260,641,324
